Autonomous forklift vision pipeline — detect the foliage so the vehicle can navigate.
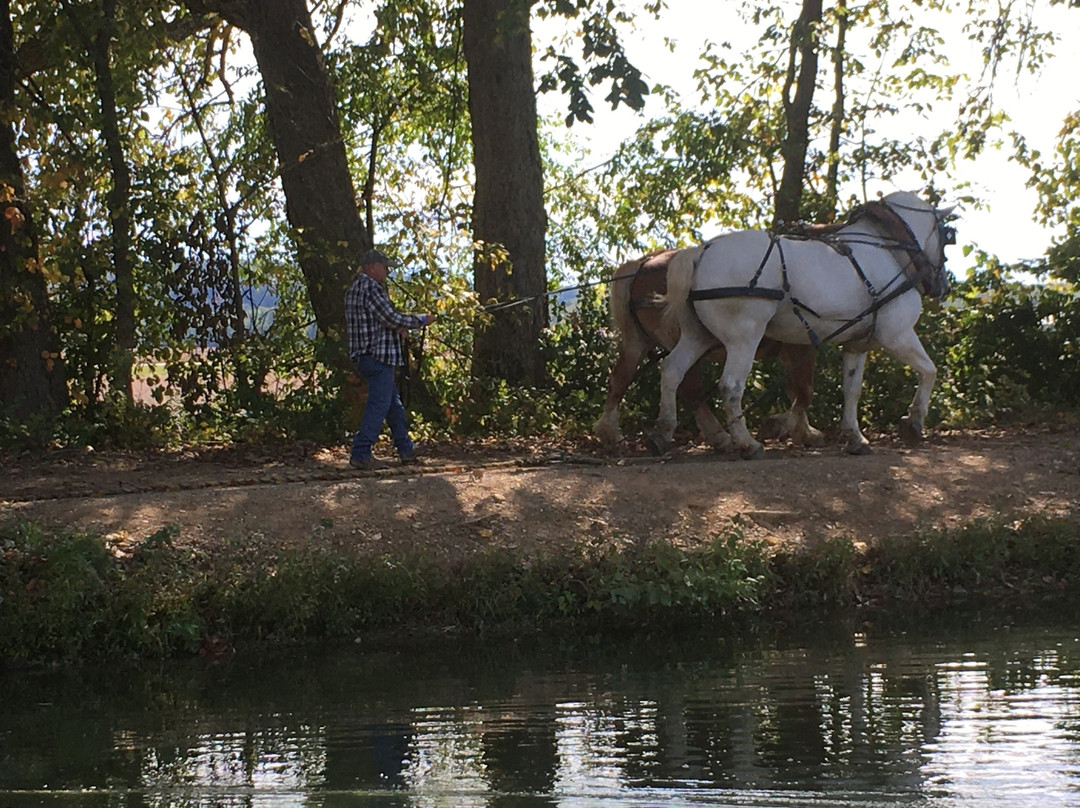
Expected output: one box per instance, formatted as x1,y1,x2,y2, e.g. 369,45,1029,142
542,288,620,424
1018,110,1080,286
934,263,1080,423
4,514,1079,665
0,521,203,662
855,515,1080,605
534,0,651,126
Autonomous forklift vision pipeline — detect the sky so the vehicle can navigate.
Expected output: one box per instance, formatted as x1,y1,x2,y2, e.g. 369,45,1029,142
535,0,1079,275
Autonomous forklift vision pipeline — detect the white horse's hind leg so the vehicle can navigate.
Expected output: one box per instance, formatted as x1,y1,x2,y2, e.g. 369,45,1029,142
884,330,937,445
648,336,711,455
718,343,765,458
840,350,872,454
694,302,772,458
679,364,732,451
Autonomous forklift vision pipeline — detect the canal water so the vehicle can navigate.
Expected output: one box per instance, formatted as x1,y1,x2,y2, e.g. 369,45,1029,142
2,614,1079,807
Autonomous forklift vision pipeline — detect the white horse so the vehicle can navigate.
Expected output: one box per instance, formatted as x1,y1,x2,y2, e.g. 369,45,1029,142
649,191,955,458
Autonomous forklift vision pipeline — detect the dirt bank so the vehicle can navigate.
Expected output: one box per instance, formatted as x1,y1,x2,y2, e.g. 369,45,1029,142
3,427,1078,563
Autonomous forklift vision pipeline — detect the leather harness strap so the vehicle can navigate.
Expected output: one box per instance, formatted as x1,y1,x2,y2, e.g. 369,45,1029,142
685,200,941,346
688,286,785,302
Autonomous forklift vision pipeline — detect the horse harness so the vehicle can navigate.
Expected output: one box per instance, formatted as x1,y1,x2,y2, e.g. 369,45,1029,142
685,201,951,348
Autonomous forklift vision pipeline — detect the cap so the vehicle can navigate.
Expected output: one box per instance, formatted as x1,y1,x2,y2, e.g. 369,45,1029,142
359,248,401,268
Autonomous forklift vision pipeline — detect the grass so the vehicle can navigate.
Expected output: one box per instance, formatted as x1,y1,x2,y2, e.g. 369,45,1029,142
2,514,1079,666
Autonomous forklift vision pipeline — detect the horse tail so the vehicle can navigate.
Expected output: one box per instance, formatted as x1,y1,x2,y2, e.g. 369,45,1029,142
608,257,642,337
660,243,704,335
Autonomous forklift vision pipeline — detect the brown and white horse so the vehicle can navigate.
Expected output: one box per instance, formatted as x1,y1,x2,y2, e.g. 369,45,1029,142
594,248,823,451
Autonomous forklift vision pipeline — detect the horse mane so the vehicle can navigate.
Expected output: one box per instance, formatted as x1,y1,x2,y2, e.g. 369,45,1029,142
782,200,890,239
856,199,947,296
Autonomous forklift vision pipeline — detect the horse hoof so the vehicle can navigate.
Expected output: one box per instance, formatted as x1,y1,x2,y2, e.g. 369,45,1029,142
704,431,733,452
645,433,671,456
898,416,924,446
846,441,873,456
757,413,790,442
593,419,621,446
800,427,826,448
596,431,621,447
740,445,766,460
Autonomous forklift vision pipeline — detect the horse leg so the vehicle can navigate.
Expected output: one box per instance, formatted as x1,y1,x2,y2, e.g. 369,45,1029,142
761,343,824,447
718,343,765,458
883,330,938,445
753,341,789,442
594,333,650,446
648,336,711,456
840,349,873,454
693,302,771,458
679,361,731,451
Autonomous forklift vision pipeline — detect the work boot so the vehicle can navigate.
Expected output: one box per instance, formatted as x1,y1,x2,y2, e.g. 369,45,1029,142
399,444,426,465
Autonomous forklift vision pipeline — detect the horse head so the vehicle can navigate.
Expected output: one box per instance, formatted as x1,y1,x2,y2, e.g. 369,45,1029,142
881,192,955,299
925,203,957,298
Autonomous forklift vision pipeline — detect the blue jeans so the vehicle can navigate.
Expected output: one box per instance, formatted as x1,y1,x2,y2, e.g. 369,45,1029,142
350,356,415,462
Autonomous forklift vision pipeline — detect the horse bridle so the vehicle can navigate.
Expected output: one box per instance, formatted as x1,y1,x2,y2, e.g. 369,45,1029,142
877,199,955,299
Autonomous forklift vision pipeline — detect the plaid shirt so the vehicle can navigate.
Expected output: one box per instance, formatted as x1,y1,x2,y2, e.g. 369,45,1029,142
345,273,426,366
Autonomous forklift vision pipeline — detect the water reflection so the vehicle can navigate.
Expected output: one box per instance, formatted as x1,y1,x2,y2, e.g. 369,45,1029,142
2,616,1080,806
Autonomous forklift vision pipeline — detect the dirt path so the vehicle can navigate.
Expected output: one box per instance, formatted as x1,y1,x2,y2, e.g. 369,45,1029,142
2,428,1078,563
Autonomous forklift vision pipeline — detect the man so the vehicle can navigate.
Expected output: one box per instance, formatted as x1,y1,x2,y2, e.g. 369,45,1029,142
345,248,436,470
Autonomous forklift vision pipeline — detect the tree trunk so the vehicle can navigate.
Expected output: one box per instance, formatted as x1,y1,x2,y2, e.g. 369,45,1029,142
463,0,547,386
89,0,136,402
183,0,367,344
0,0,67,422
774,0,823,228
825,0,848,217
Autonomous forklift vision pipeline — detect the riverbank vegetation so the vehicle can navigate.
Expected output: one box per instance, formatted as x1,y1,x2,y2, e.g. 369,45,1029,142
3,512,1078,666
